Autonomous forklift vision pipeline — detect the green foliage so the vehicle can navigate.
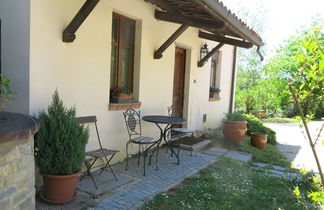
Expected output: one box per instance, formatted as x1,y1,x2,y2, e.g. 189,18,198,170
209,86,221,92
235,18,324,119
226,113,277,145
34,90,89,175
141,158,321,210
0,75,15,108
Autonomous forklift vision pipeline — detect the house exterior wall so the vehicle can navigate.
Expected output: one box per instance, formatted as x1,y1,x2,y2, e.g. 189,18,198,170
0,0,30,113
29,0,235,162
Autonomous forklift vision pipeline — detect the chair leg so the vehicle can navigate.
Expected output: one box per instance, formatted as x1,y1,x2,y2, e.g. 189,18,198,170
177,144,180,165
143,148,147,176
80,159,98,189
125,142,130,171
155,142,160,170
137,145,141,167
100,153,118,182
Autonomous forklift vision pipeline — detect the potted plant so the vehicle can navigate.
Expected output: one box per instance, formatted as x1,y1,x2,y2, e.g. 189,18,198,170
222,113,247,143
209,87,221,97
110,87,133,103
34,90,89,204
250,132,267,149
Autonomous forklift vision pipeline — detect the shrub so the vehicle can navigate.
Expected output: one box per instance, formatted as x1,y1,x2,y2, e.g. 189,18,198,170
0,75,15,108
226,113,277,145
35,90,89,175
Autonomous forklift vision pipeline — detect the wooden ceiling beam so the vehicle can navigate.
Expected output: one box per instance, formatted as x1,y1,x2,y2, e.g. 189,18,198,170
144,0,179,14
199,31,253,49
198,43,224,67
63,0,100,42
155,10,223,30
154,25,189,59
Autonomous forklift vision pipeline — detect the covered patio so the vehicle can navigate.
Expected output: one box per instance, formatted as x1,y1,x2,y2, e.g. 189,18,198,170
36,145,248,209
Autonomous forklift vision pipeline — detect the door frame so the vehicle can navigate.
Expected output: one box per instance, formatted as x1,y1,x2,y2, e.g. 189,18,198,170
173,44,191,128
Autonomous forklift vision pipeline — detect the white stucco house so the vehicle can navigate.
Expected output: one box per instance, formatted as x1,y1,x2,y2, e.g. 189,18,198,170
0,0,263,162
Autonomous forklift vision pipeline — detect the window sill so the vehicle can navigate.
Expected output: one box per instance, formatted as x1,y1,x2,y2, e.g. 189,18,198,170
108,101,142,111
209,97,221,102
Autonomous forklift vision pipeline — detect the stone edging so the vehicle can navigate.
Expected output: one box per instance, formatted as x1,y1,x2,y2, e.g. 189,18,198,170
0,111,39,144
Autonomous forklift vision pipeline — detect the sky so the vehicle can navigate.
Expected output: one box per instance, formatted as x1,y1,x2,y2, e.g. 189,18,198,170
222,0,324,54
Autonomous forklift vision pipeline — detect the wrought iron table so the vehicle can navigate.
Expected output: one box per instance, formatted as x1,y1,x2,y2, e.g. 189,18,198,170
142,115,186,165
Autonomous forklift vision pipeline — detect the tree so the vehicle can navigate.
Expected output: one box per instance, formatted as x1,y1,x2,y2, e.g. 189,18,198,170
289,26,324,187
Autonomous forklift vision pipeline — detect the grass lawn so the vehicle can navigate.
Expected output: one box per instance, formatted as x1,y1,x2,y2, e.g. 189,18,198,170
140,158,322,210
140,130,323,210
262,117,298,123
240,136,290,168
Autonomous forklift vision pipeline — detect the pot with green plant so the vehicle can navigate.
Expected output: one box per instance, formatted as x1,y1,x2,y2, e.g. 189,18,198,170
250,131,267,149
222,113,247,143
35,90,89,204
110,87,133,103
209,87,221,98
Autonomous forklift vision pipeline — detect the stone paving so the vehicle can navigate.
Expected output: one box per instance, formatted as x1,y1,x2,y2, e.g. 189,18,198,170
94,148,221,210
36,146,264,210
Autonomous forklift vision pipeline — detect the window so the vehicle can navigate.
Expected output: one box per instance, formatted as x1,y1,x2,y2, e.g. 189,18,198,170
209,51,221,101
110,13,135,101
210,51,220,88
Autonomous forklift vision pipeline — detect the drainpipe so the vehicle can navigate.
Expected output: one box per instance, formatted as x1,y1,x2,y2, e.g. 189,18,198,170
229,47,237,113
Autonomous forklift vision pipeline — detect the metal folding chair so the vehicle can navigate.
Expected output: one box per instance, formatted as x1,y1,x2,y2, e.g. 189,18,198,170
77,116,119,189
167,105,193,155
123,108,159,176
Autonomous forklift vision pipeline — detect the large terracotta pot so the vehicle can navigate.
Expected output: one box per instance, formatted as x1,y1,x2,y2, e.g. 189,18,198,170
41,172,80,204
222,120,247,143
250,133,267,149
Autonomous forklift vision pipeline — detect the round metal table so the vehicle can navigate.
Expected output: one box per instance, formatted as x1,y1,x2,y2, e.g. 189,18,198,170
142,115,186,165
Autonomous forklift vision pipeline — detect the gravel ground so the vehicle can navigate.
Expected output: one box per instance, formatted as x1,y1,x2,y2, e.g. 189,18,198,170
265,121,324,173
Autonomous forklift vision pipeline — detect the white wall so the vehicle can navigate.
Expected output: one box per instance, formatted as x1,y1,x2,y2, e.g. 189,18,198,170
29,0,235,161
0,0,30,113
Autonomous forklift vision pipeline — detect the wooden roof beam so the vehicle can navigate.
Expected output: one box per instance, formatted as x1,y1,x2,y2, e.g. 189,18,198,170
154,24,189,59
198,43,224,67
144,0,179,14
63,0,100,42
199,31,253,49
155,10,223,30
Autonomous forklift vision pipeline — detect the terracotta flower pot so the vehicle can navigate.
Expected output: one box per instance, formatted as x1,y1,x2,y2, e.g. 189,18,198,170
210,91,220,97
250,133,267,149
40,172,80,204
113,93,133,100
222,120,247,143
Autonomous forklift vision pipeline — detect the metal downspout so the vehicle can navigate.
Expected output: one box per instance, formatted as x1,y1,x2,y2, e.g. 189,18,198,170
229,47,237,113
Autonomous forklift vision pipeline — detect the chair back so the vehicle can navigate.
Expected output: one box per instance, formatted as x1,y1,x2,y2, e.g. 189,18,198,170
123,108,142,140
76,116,104,150
167,105,182,117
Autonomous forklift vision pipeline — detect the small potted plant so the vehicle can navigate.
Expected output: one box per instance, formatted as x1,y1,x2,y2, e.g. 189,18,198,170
250,127,267,149
222,113,247,143
209,87,221,98
110,87,133,103
35,90,89,204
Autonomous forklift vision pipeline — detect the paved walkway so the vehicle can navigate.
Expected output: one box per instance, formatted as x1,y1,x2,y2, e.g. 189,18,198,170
95,148,219,210
36,146,258,210
266,121,324,173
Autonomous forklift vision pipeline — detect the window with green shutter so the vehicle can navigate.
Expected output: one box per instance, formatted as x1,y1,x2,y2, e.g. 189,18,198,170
110,13,135,101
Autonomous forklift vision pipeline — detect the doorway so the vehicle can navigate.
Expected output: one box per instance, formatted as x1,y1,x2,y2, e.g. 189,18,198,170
172,47,186,117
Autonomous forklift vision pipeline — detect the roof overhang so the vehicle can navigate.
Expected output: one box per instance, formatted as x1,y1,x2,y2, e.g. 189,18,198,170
145,0,264,47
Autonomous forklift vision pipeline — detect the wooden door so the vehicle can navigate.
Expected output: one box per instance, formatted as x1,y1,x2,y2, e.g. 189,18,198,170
172,47,186,117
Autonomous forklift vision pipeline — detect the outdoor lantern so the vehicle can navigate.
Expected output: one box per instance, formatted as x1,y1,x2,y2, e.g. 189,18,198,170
200,43,209,60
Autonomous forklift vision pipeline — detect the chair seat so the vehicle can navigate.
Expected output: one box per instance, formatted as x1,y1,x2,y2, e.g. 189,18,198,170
86,148,119,158
131,136,157,144
172,127,192,133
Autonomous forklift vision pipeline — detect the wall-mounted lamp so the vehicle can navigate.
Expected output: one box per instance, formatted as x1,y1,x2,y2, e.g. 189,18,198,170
200,43,209,61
